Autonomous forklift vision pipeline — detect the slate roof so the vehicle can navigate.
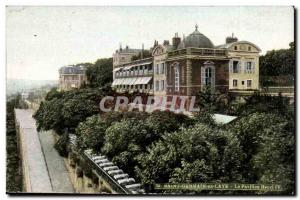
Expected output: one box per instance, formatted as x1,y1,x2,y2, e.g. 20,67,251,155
177,26,214,49
59,65,86,74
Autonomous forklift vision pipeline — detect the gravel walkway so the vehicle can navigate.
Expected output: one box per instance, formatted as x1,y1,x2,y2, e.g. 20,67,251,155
15,109,74,193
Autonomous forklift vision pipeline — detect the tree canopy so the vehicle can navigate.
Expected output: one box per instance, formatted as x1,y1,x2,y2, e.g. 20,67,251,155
260,42,295,77
86,58,113,88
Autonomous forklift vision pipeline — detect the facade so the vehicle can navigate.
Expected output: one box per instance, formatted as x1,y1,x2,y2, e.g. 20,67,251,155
217,40,260,91
113,46,141,68
112,57,153,94
152,40,172,96
112,25,261,97
59,65,87,91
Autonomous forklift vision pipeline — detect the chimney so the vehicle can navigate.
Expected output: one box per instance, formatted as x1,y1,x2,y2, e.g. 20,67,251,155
163,40,170,46
172,33,181,48
141,43,144,59
226,33,238,44
153,40,158,47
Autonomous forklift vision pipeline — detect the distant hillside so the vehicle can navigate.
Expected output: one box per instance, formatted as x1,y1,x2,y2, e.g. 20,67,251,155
7,79,58,96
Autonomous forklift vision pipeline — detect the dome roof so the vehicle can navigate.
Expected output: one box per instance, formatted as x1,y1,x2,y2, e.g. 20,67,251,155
177,25,214,49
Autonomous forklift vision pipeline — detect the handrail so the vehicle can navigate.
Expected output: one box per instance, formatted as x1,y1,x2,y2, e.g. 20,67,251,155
168,47,226,57
69,134,143,194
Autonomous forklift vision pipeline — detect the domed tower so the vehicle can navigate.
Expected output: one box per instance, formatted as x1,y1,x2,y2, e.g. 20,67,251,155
177,25,214,49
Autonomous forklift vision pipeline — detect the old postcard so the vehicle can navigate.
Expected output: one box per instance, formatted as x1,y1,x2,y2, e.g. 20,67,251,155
6,6,295,195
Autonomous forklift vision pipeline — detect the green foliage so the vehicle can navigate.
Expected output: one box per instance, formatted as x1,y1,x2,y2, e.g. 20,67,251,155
144,110,194,142
6,95,23,192
235,92,293,118
170,159,213,183
112,144,142,177
54,132,69,157
194,111,217,127
136,123,243,190
229,113,294,194
33,82,295,194
76,115,109,153
196,87,234,115
62,98,99,132
86,58,113,88
102,119,147,158
34,87,111,134
45,88,63,101
260,42,295,76
98,111,193,178
35,98,64,133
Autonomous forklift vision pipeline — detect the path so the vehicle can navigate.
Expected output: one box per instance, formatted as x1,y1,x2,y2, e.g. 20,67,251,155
15,109,74,193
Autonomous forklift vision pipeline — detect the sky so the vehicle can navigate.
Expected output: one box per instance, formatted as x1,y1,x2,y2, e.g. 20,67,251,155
6,6,294,80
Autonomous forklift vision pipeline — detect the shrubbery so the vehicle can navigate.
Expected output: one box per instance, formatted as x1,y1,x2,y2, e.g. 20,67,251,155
34,84,295,194
6,95,23,192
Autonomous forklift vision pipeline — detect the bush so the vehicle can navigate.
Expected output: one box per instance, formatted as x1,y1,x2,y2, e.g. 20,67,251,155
136,123,243,191
54,132,69,157
76,115,109,153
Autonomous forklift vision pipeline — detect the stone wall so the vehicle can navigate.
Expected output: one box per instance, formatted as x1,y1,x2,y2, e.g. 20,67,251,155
63,152,115,194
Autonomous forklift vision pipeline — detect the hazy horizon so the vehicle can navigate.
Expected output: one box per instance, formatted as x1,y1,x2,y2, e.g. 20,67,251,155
7,6,294,81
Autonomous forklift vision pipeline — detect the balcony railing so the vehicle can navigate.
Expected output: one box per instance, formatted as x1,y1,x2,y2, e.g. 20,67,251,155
168,47,227,57
116,70,153,78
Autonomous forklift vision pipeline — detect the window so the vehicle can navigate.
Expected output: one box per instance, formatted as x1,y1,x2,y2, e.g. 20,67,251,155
156,64,159,74
234,46,237,50
242,81,245,85
161,80,165,91
248,46,251,51
233,61,239,73
155,80,159,91
247,80,252,88
174,65,180,92
245,62,253,73
233,79,238,87
201,65,215,89
205,68,212,86
161,63,165,74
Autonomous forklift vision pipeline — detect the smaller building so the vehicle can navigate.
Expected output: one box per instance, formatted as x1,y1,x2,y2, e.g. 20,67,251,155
113,45,141,68
58,65,87,91
152,40,173,96
112,57,153,94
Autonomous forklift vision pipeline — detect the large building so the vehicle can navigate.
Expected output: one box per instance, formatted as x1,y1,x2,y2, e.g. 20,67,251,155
59,65,87,91
113,45,141,67
112,25,261,97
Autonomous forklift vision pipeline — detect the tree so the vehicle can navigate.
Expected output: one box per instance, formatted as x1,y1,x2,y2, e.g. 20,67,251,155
54,132,69,157
45,88,64,101
86,58,113,88
102,119,148,158
196,87,234,114
260,42,295,77
61,98,99,132
235,92,292,118
34,87,111,134
75,115,109,153
144,111,194,143
136,123,244,192
34,98,64,134
228,112,295,194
